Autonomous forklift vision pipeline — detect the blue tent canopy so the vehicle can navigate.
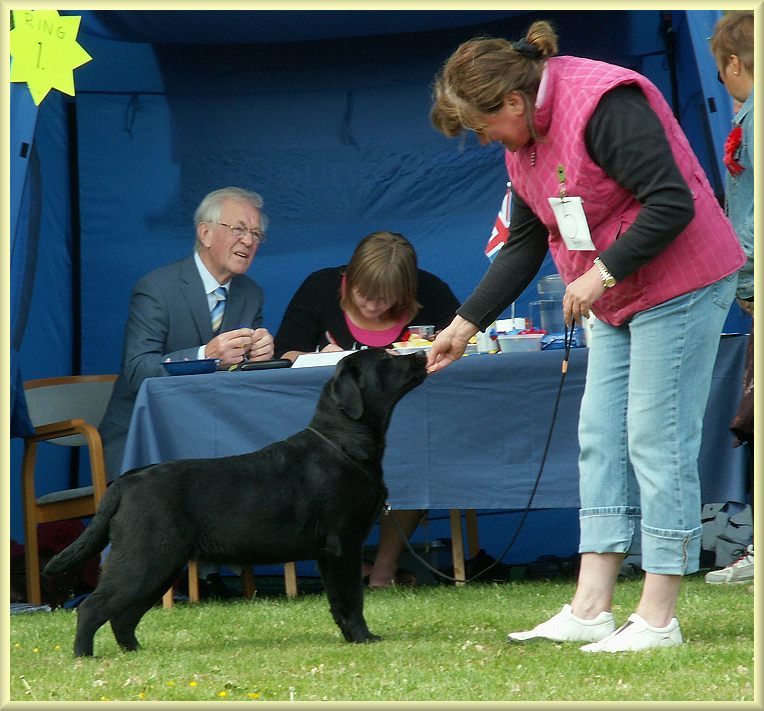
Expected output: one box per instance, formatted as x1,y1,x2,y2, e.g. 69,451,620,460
9,9,744,544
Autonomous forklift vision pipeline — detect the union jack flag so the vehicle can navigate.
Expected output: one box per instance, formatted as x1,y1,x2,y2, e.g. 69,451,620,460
484,182,511,262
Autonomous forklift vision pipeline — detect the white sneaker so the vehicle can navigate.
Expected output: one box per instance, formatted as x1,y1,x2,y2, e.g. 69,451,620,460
507,604,615,643
705,545,754,584
580,613,683,652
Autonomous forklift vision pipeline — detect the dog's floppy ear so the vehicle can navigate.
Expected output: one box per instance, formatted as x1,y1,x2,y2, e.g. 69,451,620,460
330,363,364,420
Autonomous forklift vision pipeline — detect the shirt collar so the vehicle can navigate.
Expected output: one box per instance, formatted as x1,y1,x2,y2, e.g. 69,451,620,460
732,91,754,127
531,61,553,138
535,62,549,108
194,251,227,296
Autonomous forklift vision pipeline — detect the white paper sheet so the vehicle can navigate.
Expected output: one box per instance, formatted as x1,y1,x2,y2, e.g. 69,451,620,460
291,350,356,368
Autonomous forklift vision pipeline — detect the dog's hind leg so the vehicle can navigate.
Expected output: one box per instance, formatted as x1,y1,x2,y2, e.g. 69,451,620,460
318,552,379,643
72,546,185,656
109,567,184,652
72,591,111,657
71,563,142,656
109,604,146,653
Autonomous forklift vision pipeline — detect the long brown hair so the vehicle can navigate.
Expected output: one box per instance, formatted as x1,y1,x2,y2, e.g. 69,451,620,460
340,231,421,322
430,21,558,141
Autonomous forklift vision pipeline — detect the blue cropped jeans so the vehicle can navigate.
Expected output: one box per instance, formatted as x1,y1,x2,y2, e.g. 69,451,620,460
578,276,736,574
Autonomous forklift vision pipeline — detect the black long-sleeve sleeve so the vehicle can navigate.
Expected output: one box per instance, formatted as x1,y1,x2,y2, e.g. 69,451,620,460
457,84,695,331
456,195,548,332
585,85,694,279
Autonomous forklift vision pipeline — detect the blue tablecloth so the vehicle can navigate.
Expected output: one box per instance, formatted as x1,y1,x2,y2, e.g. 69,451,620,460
122,335,748,510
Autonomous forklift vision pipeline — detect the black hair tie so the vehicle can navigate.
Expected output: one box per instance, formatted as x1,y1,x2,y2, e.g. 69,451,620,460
512,39,542,59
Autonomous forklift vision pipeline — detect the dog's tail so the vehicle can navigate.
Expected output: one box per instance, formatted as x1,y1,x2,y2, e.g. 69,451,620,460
43,481,122,576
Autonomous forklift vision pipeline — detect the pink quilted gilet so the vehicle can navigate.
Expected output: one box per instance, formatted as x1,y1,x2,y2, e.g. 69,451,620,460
505,56,745,326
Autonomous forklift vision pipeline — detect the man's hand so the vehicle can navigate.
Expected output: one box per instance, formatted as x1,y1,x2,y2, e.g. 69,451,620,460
247,327,275,361
205,328,258,366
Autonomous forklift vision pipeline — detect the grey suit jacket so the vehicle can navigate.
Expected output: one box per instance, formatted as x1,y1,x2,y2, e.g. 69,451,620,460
99,254,265,479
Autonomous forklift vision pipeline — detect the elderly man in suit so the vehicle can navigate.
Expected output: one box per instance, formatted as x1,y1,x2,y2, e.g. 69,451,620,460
99,187,275,596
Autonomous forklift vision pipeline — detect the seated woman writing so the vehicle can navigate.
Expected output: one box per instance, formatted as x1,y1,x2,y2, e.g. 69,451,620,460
275,230,460,588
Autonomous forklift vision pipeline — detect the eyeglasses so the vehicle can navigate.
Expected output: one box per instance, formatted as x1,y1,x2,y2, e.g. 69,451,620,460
717,70,725,85
216,222,266,244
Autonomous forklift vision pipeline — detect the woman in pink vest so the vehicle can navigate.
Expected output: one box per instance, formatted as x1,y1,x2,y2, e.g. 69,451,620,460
427,20,745,652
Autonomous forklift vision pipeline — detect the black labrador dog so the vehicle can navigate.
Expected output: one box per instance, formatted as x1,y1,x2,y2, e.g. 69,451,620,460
44,348,427,657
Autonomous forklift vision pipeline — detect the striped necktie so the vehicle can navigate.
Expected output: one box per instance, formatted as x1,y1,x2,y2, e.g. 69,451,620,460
210,286,227,333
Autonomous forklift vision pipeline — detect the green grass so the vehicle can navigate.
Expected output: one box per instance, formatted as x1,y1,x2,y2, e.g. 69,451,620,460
7,575,755,702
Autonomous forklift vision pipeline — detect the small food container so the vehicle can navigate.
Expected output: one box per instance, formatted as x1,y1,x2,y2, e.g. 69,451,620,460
408,324,435,338
498,333,543,353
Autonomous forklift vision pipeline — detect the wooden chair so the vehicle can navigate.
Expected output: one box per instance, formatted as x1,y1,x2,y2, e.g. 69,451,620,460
449,509,480,585
21,374,118,605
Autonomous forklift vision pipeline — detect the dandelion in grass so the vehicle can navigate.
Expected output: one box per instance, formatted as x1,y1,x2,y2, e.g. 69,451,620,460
188,680,198,688
218,690,228,698
247,692,260,699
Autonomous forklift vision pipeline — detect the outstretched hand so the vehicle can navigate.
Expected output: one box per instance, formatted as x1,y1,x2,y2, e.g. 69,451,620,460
426,316,478,373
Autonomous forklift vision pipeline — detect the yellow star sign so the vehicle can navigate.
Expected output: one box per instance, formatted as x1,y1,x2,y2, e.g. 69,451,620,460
10,10,92,105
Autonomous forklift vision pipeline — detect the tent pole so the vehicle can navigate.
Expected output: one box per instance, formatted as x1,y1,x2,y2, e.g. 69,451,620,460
660,12,680,120
67,99,83,489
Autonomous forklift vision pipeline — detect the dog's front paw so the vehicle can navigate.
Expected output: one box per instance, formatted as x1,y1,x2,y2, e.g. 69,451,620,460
347,630,381,644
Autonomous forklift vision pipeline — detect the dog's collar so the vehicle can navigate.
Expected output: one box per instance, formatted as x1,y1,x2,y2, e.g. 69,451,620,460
306,426,380,483
306,426,364,470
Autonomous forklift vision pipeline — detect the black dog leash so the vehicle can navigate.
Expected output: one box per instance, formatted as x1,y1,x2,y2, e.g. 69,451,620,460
389,323,578,585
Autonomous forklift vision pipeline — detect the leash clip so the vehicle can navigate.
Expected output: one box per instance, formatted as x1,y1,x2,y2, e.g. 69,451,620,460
383,502,391,515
